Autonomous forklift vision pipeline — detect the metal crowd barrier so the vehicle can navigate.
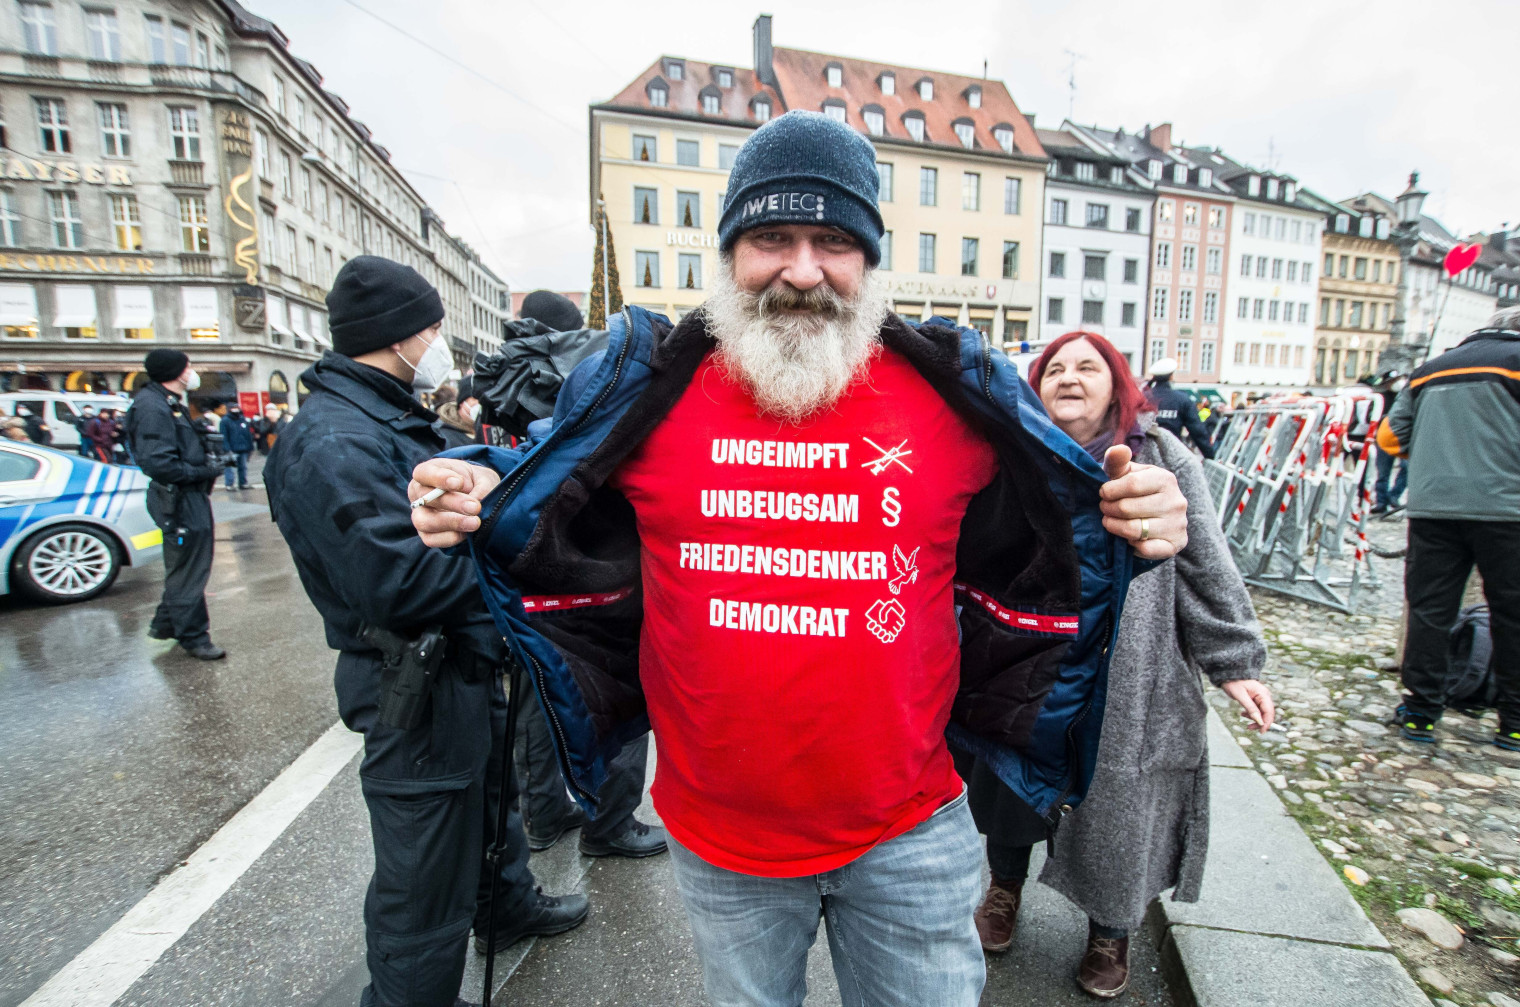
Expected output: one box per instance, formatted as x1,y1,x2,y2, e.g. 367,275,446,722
1201,387,1384,613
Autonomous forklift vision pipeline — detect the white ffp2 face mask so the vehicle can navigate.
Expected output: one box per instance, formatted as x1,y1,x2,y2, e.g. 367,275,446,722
398,333,452,393
184,369,202,391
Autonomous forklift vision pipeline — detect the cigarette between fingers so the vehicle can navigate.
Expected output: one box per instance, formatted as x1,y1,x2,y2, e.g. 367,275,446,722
410,486,447,510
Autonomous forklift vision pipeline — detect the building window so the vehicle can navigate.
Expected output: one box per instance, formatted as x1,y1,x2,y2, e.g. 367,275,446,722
1176,339,1192,371
85,8,120,60
1253,298,1265,320
880,72,895,95
255,128,269,178
1003,177,1021,215
1287,260,1299,282
1338,255,1349,278
48,190,82,247
1178,289,1194,322
665,61,683,81
177,195,209,252
1083,254,1106,281
904,114,925,142
918,78,933,100
631,133,656,162
678,252,702,289
1205,247,1221,274
1239,297,1250,319
918,233,936,273
1049,251,1066,278
1182,203,1199,225
97,102,130,157
303,235,316,279
919,167,937,206
1268,300,1280,321
19,1,56,54
1249,343,1262,365
863,108,885,135
954,121,974,148
1264,344,1277,366
676,139,700,166
1155,243,1171,269
1086,203,1109,229
1152,288,1167,320
1001,241,1018,279
676,191,700,227
300,168,313,213
169,106,200,160
1125,207,1141,232
1300,303,1310,325
1150,338,1167,365
823,102,846,123
961,172,980,211
1180,244,1196,271
1235,342,1247,365
1199,341,1215,373
966,85,982,109
1047,298,1064,324
170,20,190,65
1208,207,1224,228
0,191,20,246
319,180,330,222
1349,301,1364,327
1071,161,1094,181
716,68,733,88
1082,299,1103,324
1123,258,1138,283
1203,291,1218,323
634,251,660,287
1354,257,1368,280
880,230,892,270
1050,198,1068,225
877,162,894,202
994,126,1013,153
647,84,667,107
35,97,69,153
826,64,843,87
702,92,720,115
280,152,293,198
1157,200,1173,222
1256,257,1268,278
960,237,979,276
1121,302,1136,326
195,30,209,69
633,187,657,224
110,194,141,251
1271,257,1284,280
719,143,739,170
1172,165,1187,184
752,98,772,122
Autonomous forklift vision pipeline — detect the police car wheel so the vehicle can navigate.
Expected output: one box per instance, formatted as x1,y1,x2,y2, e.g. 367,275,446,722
13,524,121,604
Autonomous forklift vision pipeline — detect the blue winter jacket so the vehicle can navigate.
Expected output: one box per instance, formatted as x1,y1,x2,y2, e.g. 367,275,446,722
449,307,1140,827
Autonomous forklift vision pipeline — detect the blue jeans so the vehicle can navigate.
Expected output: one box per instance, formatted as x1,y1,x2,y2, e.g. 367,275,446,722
667,789,985,1007
224,451,250,489
1374,450,1406,509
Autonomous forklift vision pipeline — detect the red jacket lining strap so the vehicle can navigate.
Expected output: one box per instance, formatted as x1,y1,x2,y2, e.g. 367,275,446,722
953,583,1079,636
521,587,635,613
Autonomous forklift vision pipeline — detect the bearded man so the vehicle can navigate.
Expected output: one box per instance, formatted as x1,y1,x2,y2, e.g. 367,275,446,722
411,111,1187,1006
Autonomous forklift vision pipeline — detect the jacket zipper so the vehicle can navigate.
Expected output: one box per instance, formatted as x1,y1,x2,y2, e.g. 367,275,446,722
1047,611,1113,828
522,648,598,804
475,307,634,544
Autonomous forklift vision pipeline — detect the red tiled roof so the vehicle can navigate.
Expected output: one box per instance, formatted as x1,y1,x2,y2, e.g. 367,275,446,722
770,47,1045,159
601,56,781,126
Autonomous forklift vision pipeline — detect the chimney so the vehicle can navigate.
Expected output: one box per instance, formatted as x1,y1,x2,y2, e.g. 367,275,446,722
753,14,777,89
1149,122,1172,152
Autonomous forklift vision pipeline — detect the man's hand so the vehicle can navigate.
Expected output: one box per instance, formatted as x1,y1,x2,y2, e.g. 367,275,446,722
409,458,502,549
1099,445,1189,560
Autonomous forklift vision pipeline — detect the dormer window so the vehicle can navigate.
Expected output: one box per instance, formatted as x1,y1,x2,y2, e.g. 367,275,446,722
1375,218,1390,240
822,99,846,124
646,78,668,108
1172,164,1187,184
1335,213,1349,233
917,77,934,101
1359,215,1373,238
1266,178,1280,199
902,111,925,142
1247,175,1261,196
751,96,772,123
699,86,721,116
965,85,982,109
825,62,843,88
993,124,1014,153
1284,182,1296,201
715,67,733,88
952,118,975,149
1148,160,1163,180
664,59,684,81
879,71,895,96
1110,165,1123,184
862,105,885,136
1198,168,1212,187
1074,161,1095,181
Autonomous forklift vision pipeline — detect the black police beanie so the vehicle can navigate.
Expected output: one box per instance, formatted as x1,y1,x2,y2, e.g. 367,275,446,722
144,348,189,383
326,255,445,357
519,290,584,332
717,111,884,266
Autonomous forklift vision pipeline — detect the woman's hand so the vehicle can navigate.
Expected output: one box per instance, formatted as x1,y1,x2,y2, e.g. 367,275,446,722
1221,679,1275,732
409,458,501,548
1100,445,1190,560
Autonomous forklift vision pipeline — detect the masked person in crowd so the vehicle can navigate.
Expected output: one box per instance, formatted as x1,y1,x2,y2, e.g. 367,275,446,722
432,383,477,451
74,404,96,457
219,404,256,490
265,257,587,1007
962,331,1272,998
125,350,225,660
255,403,288,455
411,112,1189,1006
17,404,51,445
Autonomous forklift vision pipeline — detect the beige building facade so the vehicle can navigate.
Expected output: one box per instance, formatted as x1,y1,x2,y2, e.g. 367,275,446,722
1312,209,1399,386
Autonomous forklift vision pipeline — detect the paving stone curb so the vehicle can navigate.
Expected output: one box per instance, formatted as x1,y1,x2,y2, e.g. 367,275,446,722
1149,708,1432,1007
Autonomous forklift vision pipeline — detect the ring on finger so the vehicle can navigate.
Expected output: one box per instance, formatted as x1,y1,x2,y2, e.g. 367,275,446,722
1139,518,1150,541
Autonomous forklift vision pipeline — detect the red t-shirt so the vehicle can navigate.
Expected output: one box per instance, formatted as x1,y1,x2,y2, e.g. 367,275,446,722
609,348,998,876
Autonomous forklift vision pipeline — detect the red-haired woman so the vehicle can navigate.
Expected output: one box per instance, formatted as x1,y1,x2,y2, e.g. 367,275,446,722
960,331,1275,998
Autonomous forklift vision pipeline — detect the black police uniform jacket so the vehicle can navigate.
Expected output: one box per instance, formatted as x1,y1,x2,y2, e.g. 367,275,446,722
126,382,220,529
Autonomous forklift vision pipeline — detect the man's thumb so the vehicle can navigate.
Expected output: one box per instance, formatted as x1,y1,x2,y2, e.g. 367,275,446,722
1103,444,1132,480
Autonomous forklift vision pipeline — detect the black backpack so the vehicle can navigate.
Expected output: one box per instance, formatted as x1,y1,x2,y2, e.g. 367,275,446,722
1446,605,1497,714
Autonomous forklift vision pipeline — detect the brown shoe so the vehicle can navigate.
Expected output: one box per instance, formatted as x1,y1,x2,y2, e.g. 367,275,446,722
1076,927,1130,998
973,877,1022,952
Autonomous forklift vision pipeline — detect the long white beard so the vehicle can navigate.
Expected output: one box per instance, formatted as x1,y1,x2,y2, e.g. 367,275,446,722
704,266,888,424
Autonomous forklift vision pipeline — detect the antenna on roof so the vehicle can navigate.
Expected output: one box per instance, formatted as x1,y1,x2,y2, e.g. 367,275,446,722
983,59,988,79
1062,49,1086,120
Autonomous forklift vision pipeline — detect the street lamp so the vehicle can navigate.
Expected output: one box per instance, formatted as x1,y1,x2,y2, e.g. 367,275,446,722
1386,171,1427,357
1394,171,1427,227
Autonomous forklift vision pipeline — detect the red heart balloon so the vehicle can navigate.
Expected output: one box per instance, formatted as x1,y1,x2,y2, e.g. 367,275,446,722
1444,243,1480,277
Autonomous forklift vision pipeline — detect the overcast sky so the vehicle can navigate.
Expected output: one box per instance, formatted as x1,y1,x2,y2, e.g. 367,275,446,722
254,0,1518,293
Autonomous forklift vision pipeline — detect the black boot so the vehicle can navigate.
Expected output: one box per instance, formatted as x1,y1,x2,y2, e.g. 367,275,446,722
474,887,589,954
579,819,668,858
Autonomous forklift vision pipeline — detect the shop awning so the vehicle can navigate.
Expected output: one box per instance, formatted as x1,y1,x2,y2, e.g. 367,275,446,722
113,286,155,329
179,286,220,329
309,308,332,348
53,285,98,328
0,283,38,326
289,303,312,343
267,294,292,335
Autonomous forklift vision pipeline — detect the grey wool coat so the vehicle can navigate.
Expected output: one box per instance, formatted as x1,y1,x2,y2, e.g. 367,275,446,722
1035,421,1266,929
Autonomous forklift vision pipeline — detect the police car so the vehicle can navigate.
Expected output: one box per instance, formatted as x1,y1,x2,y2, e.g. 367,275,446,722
0,440,162,604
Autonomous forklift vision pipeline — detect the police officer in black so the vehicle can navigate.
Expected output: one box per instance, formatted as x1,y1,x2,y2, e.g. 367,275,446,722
126,348,226,660
264,257,586,1007
1146,356,1216,460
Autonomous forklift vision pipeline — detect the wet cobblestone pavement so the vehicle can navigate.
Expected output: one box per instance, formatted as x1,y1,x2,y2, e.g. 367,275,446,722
1225,513,1520,1006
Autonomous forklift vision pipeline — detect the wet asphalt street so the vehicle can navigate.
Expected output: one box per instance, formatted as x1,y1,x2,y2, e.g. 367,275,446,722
0,456,1173,1007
